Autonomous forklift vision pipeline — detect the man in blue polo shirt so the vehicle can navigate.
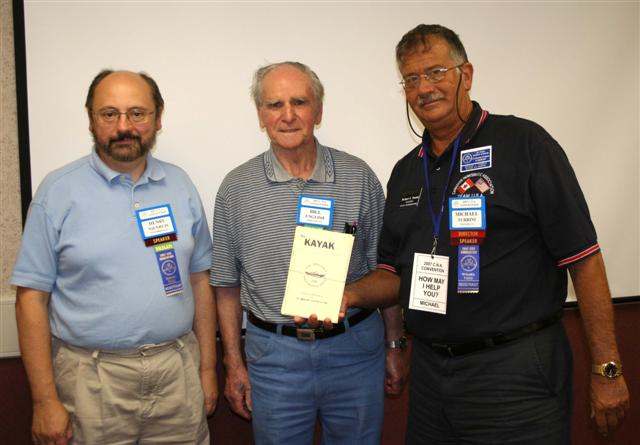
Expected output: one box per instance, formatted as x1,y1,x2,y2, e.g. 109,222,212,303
12,70,217,445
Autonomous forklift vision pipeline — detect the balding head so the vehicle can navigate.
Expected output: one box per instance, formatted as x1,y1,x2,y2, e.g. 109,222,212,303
85,70,164,115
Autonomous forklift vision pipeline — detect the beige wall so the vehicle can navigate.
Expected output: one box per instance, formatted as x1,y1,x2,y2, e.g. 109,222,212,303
1,0,22,356
23,2,640,300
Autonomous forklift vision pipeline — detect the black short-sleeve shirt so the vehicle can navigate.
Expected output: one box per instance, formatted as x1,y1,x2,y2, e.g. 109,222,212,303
378,102,599,342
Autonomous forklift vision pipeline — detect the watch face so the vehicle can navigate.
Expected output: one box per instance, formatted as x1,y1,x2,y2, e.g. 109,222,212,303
603,362,619,378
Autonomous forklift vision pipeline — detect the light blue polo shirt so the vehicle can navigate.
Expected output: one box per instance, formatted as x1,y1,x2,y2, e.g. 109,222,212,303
12,150,212,349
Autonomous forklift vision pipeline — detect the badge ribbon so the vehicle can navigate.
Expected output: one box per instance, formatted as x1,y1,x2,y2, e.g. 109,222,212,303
136,204,183,296
449,196,486,293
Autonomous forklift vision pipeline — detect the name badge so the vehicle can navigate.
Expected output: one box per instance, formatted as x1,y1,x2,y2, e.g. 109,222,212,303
460,145,492,172
154,243,183,296
409,253,449,314
449,197,485,230
136,205,178,243
297,195,334,227
457,245,480,293
400,188,422,208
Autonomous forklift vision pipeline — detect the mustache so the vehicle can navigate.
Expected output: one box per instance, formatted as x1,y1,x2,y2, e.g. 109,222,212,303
109,132,141,144
417,93,444,106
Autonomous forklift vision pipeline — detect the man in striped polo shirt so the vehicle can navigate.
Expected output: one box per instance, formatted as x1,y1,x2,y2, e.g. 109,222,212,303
210,61,407,444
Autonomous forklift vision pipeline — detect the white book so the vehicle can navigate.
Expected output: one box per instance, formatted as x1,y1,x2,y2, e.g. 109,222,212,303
281,225,354,322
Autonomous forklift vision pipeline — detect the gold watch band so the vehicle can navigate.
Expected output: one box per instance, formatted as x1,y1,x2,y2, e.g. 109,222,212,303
591,361,623,378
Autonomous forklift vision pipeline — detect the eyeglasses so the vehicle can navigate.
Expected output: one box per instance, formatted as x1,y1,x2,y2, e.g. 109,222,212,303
94,108,155,125
400,63,466,89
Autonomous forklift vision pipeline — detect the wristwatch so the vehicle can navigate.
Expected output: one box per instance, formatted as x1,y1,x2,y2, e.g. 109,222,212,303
385,336,407,350
591,361,623,378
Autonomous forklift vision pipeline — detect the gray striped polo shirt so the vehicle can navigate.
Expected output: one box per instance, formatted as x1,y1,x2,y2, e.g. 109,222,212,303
210,141,385,323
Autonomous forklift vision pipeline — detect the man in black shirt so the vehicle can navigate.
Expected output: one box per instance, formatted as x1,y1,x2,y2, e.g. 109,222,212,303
343,24,629,444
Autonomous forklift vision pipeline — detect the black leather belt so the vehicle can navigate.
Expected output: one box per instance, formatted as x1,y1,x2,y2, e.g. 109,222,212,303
428,311,562,357
248,310,373,341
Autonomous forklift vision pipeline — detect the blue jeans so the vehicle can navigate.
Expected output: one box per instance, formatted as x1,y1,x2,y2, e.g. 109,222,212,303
246,311,385,445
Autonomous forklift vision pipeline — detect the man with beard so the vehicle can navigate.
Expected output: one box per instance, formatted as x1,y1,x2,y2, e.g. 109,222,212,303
342,25,630,443
12,70,217,445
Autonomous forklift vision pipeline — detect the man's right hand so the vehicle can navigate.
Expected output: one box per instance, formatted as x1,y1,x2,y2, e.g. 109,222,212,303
32,398,72,445
224,364,253,420
292,289,354,329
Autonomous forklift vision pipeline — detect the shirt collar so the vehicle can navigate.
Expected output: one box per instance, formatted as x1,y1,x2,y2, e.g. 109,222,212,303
263,139,335,183
89,148,166,184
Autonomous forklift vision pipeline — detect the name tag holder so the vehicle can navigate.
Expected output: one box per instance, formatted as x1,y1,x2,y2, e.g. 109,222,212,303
449,197,485,293
135,204,183,296
297,195,335,228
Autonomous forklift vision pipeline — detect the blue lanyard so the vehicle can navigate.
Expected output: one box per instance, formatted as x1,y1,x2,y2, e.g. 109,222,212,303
421,136,462,255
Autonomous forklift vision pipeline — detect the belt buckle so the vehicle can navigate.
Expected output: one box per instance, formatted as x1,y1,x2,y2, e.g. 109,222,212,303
296,328,316,341
432,343,455,357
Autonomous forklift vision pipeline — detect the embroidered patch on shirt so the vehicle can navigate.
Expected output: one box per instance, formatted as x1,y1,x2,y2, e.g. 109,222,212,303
400,188,423,208
452,173,495,197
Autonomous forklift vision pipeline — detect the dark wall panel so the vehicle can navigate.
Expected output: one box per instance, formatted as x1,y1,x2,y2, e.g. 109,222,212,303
1,303,637,444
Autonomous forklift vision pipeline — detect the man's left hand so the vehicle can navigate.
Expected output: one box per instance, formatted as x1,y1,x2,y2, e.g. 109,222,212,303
590,375,630,436
385,348,409,397
200,368,219,416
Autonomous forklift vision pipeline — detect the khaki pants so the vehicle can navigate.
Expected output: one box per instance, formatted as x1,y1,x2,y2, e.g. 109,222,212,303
52,331,210,445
